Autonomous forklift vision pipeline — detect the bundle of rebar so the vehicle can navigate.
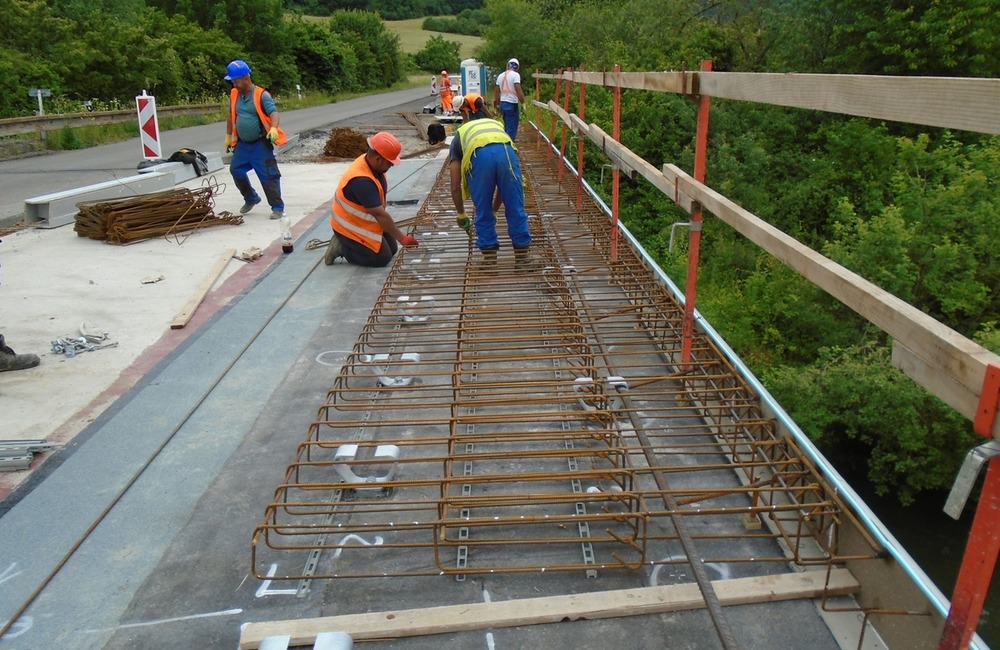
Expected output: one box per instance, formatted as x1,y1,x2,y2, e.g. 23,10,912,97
74,186,243,244
322,127,368,159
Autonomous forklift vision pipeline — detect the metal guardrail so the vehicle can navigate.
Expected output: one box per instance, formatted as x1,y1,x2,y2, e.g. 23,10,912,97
0,103,223,137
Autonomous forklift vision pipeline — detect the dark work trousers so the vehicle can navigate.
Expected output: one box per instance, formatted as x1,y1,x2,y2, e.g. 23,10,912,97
338,231,399,268
230,138,284,212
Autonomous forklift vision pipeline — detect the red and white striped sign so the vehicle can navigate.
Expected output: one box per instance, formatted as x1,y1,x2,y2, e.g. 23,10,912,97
135,91,161,159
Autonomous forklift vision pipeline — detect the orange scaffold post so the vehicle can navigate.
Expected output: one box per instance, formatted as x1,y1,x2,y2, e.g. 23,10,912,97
610,64,621,262
940,363,1000,649
679,59,712,367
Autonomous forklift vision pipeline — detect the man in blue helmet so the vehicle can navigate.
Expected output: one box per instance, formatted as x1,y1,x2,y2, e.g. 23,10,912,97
224,59,287,219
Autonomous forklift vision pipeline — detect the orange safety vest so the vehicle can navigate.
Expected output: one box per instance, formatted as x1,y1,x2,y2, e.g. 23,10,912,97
229,86,288,145
461,93,484,114
330,155,386,252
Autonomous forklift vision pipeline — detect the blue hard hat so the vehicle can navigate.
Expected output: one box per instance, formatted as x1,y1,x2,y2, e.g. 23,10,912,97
224,59,251,81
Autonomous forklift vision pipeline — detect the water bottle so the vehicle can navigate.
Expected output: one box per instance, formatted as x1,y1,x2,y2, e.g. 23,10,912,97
279,215,293,254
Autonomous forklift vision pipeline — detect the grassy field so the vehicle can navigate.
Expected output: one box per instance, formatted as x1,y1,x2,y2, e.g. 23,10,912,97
385,17,483,59
301,14,482,58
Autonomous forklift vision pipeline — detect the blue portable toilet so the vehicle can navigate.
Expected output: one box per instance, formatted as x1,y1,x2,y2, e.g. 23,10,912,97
460,58,488,97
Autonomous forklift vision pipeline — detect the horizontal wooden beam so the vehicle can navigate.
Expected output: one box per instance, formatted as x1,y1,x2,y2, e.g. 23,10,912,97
659,161,1000,436
699,73,1000,135
239,569,859,648
532,70,1000,135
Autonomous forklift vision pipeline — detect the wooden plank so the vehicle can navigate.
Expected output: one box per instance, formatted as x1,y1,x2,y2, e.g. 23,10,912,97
892,342,980,423
658,162,1000,435
170,249,235,329
699,73,1000,135
536,71,999,135
239,569,859,648
557,71,692,94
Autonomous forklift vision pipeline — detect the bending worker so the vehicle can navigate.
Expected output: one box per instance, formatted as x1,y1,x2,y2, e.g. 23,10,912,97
224,59,287,220
449,109,532,261
452,93,494,122
326,132,419,267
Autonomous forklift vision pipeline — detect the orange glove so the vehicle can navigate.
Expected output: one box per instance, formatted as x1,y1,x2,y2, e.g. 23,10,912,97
399,234,419,247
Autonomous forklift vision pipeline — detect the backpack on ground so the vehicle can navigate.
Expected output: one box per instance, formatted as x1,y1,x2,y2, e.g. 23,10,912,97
167,148,209,176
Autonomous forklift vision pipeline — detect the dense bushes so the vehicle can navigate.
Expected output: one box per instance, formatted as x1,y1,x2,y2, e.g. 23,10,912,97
1,1,406,118
482,0,1000,504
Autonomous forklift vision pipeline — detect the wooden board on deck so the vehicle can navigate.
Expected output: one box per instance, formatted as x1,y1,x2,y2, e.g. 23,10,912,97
170,249,235,329
239,568,859,648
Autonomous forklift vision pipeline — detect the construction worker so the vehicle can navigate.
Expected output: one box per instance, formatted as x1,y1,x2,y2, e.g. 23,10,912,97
439,70,454,115
452,93,494,121
325,132,419,267
224,59,288,220
494,58,525,140
448,110,532,262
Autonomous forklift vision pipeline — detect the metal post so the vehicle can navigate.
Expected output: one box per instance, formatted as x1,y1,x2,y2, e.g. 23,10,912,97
534,72,541,148
940,363,1000,649
558,68,572,182
548,70,562,162
576,72,587,211
680,60,712,367
610,65,621,263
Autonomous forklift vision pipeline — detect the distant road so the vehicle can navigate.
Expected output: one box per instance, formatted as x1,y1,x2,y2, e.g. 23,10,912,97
0,86,429,225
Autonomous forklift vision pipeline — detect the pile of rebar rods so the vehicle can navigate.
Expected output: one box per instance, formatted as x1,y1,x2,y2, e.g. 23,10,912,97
74,186,243,244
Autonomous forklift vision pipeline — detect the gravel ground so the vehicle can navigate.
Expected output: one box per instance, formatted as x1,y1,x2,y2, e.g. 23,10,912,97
285,93,452,164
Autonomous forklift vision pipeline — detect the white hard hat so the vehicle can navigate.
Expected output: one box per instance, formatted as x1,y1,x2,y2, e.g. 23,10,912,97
508,58,519,68
452,95,465,112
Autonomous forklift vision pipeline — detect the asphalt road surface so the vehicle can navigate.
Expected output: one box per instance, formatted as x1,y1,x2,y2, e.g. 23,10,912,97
0,86,431,227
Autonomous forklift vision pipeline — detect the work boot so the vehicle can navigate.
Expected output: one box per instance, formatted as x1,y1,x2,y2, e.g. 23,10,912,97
514,246,541,271
269,210,284,220
324,234,343,265
233,177,260,213
475,246,499,275
0,335,40,372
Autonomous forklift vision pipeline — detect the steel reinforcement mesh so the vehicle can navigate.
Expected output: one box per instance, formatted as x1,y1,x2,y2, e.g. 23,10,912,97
250,130,883,583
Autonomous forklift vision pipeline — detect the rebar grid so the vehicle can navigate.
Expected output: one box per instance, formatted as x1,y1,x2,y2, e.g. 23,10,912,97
251,136,884,585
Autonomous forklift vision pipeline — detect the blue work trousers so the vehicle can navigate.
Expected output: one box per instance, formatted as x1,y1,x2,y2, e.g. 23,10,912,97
469,143,531,250
499,101,520,141
230,139,284,212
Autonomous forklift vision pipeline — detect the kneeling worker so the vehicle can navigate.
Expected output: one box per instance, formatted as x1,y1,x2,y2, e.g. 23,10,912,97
326,132,419,267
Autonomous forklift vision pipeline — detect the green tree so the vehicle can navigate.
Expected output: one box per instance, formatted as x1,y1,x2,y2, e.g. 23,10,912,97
764,345,975,505
822,0,1000,76
286,18,361,94
328,10,405,87
413,34,461,73
0,0,79,117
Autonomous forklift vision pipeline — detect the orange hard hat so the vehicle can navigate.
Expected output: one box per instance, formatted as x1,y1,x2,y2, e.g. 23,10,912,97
368,132,402,165
441,70,448,76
